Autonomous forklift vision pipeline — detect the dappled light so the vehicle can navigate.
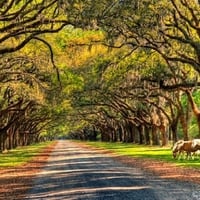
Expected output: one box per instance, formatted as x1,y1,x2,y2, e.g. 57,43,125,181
24,140,200,200
0,1,200,199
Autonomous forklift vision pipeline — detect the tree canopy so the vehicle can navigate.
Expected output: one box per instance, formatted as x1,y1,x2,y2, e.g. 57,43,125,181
0,0,200,151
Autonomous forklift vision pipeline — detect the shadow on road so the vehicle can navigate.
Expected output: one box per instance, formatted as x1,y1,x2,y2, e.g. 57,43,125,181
24,140,198,200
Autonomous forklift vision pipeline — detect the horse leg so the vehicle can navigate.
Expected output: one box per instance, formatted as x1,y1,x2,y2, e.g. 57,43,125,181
184,151,187,160
188,152,192,160
178,150,184,160
177,150,181,160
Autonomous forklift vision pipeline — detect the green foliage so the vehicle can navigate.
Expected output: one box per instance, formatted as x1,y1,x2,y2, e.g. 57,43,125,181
62,68,84,95
1,0,200,144
55,26,104,48
192,90,200,106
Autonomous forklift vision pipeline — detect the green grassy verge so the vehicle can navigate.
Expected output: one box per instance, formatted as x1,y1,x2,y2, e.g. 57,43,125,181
85,141,200,169
0,141,54,168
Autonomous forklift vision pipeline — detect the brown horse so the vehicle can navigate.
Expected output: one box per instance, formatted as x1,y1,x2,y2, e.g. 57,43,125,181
172,140,186,159
172,140,200,159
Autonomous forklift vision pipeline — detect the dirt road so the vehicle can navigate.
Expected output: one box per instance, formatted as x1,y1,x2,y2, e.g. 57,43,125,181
24,140,200,200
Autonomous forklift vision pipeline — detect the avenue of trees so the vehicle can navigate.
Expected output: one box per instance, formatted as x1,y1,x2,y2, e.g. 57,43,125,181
0,0,69,151
0,0,200,151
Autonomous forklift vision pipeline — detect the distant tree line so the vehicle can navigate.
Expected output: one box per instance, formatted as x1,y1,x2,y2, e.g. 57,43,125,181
65,0,200,145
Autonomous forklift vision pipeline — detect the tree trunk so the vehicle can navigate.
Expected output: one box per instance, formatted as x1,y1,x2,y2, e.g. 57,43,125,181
179,108,189,141
92,126,97,141
8,131,13,150
186,90,200,138
118,126,123,142
0,134,2,152
160,124,168,146
127,122,134,143
138,125,144,144
152,125,160,145
170,123,178,143
144,125,151,145
2,132,7,152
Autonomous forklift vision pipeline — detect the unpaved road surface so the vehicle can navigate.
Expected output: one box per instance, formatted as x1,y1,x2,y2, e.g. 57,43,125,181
24,140,200,200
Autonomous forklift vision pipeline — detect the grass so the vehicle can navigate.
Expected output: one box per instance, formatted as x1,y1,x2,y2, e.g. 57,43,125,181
0,141,54,168
85,141,200,169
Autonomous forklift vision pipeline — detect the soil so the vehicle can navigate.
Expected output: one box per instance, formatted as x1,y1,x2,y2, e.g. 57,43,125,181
78,143,200,184
0,141,57,200
113,155,200,184
0,141,200,200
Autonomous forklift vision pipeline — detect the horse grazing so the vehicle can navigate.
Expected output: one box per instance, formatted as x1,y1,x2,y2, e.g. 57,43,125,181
192,139,200,149
172,140,185,159
191,139,200,159
172,140,200,159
